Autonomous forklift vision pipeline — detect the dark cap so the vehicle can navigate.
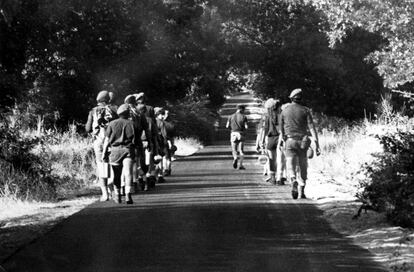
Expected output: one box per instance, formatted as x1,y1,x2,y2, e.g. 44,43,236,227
117,104,129,116
96,90,110,103
124,94,136,104
135,92,144,101
154,107,165,116
289,88,302,99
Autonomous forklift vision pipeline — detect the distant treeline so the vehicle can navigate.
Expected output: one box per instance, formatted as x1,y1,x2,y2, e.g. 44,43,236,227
1,0,413,128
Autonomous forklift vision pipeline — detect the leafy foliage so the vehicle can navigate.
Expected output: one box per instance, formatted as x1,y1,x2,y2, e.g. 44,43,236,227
358,131,414,227
311,0,414,90
216,0,384,119
1,0,235,127
0,116,57,201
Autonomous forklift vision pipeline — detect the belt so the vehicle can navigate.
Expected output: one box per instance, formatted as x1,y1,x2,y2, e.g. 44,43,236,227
286,135,303,140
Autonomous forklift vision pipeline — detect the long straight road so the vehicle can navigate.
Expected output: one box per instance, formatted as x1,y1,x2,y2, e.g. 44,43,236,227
2,92,386,272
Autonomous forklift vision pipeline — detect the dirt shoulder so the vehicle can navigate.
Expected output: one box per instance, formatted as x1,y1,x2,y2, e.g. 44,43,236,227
307,172,414,272
0,196,97,264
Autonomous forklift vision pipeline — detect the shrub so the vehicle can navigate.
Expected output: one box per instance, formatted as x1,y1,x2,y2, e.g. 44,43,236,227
358,131,414,227
167,95,218,144
0,117,58,201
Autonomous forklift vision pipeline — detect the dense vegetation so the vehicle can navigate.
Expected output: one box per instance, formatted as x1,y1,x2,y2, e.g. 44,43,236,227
2,0,413,126
359,130,414,228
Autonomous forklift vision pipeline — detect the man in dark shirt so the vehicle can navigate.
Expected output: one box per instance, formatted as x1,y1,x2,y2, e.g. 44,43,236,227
280,88,321,199
226,104,249,170
102,104,139,204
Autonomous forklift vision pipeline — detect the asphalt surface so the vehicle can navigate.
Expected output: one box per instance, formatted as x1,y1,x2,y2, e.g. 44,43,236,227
2,92,386,272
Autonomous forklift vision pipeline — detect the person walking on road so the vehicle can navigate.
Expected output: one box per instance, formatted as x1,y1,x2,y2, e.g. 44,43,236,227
226,104,248,170
280,88,321,199
85,90,117,201
102,104,140,204
162,110,176,176
259,98,283,185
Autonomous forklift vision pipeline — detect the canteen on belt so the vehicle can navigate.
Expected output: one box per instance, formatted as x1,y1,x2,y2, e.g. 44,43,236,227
153,154,163,164
307,147,314,159
258,153,269,165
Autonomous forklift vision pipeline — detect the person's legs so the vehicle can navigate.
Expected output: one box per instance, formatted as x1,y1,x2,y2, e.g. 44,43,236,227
231,141,238,169
122,158,134,204
266,148,277,184
94,139,109,201
238,141,245,169
111,163,123,203
297,150,308,198
98,177,108,201
276,146,286,184
285,139,300,199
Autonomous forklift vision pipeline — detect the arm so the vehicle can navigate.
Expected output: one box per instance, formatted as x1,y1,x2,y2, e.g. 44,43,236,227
278,113,285,148
101,125,112,161
85,110,93,133
307,111,321,156
244,116,248,130
101,137,110,162
226,116,230,129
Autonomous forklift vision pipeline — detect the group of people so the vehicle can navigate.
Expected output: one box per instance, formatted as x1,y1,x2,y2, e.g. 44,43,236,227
86,87,320,204
85,91,176,204
227,88,321,199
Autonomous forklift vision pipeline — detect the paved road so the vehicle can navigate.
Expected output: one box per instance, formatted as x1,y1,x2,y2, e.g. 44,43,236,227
2,92,386,272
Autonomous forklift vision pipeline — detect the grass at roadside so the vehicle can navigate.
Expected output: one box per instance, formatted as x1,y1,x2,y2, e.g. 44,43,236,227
174,137,203,157
305,115,414,272
0,133,203,263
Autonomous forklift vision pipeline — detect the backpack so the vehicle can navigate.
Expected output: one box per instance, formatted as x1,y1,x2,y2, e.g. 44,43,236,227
92,105,115,137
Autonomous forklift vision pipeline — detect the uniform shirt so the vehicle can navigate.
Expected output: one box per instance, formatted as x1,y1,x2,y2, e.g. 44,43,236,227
264,111,280,137
281,102,313,138
164,120,175,140
227,112,248,133
105,118,137,149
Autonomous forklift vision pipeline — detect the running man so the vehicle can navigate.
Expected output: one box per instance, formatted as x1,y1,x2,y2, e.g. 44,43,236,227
226,104,248,170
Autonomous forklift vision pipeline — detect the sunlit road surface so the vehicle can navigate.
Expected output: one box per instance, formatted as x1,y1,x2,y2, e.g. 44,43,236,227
2,92,386,272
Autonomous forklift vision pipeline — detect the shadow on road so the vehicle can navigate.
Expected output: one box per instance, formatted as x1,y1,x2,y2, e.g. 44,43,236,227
3,199,386,272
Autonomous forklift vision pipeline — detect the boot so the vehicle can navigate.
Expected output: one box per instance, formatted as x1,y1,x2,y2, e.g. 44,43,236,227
291,178,298,199
138,177,145,191
271,173,277,185
299,185,306,199
158,176,165,183
126,193,133,204
113,191,121,204
148,176,156,188
99,185,109,202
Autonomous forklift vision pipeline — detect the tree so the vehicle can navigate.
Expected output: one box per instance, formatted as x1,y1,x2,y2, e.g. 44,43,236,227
215,0,383,118
310,0,414,89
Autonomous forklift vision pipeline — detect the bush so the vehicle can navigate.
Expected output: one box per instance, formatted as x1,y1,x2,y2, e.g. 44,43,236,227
0,117,58,201
358,131,414,227
167,95,218,144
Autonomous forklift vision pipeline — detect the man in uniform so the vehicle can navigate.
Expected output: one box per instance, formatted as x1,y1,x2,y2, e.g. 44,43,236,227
85,90,117,201
162,110,176,176
226,104,248,170
102,104,139,204
280,88,321,199
124,94,150,193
